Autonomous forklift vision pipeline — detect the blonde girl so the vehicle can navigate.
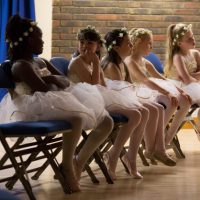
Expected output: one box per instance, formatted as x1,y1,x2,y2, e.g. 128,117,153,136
165,23,200,131
125,27,190,160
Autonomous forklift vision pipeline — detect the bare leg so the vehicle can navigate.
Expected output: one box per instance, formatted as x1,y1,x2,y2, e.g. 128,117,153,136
105,109,141,179
142,103,159,157
153,103,176,166
62,117,83,192
125,106,149,178
157,94,177,126
76,115,113,179
153,103,166,154
165,94,191,145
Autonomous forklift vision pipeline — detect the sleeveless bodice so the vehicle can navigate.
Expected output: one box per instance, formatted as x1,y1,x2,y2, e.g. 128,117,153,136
131,59,150,83
167,58,197,80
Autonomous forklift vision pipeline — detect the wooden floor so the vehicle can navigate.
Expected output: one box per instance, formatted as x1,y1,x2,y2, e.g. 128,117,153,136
1,129,200,200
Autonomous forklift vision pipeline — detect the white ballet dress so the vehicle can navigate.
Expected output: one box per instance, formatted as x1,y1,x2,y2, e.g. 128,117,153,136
166,59,200,104
0,69,101,130
130,59,181,104
67,71,141,113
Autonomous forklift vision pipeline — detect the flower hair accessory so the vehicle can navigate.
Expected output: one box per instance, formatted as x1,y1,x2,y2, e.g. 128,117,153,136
6,21,37,48
107,27,127,52
77,25,101,39
172,24,192,46
129,28,152,38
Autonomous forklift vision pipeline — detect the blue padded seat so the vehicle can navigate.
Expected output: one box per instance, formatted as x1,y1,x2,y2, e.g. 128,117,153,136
110,113,128,123
145,52,164,74
0,120,72,136
50,57,70,75
0,189,21,200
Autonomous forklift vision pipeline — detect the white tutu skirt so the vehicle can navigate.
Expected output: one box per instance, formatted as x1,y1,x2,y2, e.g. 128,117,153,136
149,78,180,96
0,91,96,130
167,79,200,104
181,82,200,104
97,79,141,112
65,82,109,124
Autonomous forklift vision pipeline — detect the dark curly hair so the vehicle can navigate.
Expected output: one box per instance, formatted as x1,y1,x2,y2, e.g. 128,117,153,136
73,25,103,58
6,14,37,61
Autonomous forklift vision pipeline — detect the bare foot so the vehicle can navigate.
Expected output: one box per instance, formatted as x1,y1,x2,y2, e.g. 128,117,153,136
60,165,81,193
103,152,117,180
121,154,143,179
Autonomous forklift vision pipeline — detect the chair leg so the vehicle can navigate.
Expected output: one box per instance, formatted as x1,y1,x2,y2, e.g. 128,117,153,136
35,137,72,194
93,149,114,184
0,135,37,200
31,146,62,180
81,131,114,184
84,164,100,184
0,137,24,168
171,136,185,159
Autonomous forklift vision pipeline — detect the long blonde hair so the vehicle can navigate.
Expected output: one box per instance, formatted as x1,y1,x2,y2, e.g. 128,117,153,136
165,23,192,76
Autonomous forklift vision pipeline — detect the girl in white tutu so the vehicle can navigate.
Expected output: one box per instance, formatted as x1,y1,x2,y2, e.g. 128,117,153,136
125,27,192,147
3,15,113,192
165,23,200,132
68,26,149,179
102,28,177,169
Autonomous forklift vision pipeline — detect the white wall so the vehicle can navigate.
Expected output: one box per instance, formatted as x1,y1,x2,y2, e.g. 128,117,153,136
35,0,52,59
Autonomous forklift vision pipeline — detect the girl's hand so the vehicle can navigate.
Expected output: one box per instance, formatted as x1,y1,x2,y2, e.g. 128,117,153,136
168,93,179,107
42,75,70,89
182,92,193,105
81,50,100,67
176,87,192,104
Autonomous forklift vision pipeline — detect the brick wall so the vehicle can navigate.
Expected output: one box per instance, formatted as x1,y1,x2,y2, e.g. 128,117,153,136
52,0,200,63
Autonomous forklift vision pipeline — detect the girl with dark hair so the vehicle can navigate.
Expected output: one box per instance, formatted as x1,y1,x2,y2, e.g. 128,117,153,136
102,28,177,167
2,15,113,192
68,26,151,179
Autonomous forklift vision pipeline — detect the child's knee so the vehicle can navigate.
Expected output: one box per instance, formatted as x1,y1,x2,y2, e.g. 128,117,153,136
103,115,114,132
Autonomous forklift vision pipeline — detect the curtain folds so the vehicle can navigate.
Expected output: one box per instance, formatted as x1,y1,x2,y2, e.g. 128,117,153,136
0,0,35,63
0,0,35,101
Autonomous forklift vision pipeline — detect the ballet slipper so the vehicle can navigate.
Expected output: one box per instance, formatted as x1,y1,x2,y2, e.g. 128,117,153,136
103,152,117,180
144,151,158,165
154,152,176,166
121,154,143,179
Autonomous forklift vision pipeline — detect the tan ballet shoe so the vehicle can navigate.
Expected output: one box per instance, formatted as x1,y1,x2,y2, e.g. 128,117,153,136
144,151,158,165
121,154,143,179
154,152,176,167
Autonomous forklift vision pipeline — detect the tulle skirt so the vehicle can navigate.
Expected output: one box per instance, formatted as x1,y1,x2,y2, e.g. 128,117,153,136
182,82,200,104
0,91,97,130
65,82,109,124
98,79,142,111
150,78,180,96
168,79,200,104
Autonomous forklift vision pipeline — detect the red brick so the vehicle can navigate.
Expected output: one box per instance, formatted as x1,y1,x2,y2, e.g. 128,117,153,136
95,14,118,21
